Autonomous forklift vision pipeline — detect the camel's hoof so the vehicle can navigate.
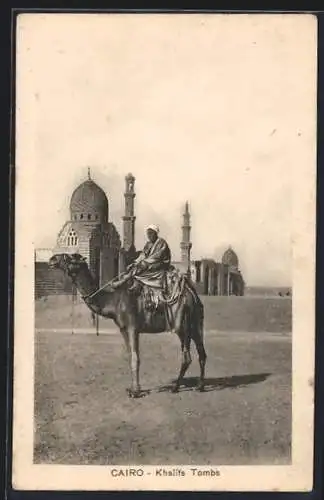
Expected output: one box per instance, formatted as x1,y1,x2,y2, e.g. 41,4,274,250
126,388,141,399
170,384,179,393
196,384,205,392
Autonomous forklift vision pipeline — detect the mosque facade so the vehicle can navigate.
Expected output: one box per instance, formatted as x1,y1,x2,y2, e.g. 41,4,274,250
35,171,245,298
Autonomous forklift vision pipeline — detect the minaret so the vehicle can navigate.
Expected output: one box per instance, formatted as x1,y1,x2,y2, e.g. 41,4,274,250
180,201,192,276
122,173,136,252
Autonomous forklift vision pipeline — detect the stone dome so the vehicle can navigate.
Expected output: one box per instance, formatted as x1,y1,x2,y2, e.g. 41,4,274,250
222,246,239,268
70,178,108,223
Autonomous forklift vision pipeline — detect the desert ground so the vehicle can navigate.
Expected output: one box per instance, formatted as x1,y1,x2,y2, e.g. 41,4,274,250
34,295,292,466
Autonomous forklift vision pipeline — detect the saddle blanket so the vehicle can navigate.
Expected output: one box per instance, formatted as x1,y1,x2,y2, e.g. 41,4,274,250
136,268,184,312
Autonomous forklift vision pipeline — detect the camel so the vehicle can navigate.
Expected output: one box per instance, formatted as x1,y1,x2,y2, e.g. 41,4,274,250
48,253,207,398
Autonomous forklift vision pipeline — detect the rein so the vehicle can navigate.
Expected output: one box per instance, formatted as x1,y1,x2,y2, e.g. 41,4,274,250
81,280,116,301
81,272,128,301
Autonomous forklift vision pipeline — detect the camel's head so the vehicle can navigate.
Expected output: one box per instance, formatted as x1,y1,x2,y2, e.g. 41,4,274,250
48,253,87,278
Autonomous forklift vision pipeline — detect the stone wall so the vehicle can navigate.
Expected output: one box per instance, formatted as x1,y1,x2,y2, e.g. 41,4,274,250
35,262,73,299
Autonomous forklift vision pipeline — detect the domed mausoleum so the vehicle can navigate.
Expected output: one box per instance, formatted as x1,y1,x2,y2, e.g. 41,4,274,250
70,177,109,223
54,171,120,286
40,168,134,288
35,168,137,298
222,246,239,268
190,244,244,296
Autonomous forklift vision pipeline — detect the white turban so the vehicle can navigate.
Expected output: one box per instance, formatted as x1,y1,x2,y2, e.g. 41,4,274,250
146,224,159,234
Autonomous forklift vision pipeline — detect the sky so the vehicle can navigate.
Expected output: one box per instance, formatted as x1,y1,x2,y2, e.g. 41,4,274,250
16,13,317,286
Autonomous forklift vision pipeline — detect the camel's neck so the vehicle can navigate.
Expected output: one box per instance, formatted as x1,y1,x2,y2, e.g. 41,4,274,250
71,266,97,298
70,265,118,318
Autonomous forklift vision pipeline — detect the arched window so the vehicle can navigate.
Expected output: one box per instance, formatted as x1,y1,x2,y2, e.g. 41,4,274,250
95,214,99,220
67,229,78,246
88,214,91,220
80,214,84,220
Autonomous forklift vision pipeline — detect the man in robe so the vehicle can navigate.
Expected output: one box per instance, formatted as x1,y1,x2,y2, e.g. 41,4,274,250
111,225,183,331
128,224,172,290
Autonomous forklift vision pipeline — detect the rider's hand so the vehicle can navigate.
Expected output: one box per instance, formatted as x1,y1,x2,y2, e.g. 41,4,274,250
138,261,148,271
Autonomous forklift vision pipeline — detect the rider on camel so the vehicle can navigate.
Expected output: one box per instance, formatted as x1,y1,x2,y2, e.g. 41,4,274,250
112,225,187,332
127,224,172,292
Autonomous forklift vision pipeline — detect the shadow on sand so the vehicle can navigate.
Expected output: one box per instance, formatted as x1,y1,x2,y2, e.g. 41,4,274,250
156,372,272,393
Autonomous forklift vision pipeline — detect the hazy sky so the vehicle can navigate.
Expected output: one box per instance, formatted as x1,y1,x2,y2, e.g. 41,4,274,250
16,14,317,286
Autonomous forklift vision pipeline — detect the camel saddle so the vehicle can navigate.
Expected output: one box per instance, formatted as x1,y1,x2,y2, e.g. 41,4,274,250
129,268,184,308
111,267,185,331
131,268,185,332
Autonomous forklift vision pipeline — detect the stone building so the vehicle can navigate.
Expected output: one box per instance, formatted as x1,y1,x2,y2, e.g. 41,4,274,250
35,172,245,298
192,250,245,296
35,170,136,297
172,203,245,296
55,169,121,286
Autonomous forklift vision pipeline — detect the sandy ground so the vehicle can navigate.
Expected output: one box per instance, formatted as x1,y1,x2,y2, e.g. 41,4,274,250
34,329,291,466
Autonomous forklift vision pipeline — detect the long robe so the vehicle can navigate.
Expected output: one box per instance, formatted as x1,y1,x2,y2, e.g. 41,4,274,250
133,237,171,288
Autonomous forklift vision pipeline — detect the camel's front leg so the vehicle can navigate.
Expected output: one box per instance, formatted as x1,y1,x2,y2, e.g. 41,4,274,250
127,329,141,398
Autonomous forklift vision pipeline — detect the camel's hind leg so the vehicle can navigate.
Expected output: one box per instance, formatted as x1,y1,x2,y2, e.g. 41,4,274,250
171,335,192,393
192,318,207,392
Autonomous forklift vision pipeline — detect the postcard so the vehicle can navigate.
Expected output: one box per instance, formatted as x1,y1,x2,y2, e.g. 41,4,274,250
12,12,316,491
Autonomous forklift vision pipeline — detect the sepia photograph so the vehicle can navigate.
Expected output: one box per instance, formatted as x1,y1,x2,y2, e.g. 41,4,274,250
13,12,316,491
